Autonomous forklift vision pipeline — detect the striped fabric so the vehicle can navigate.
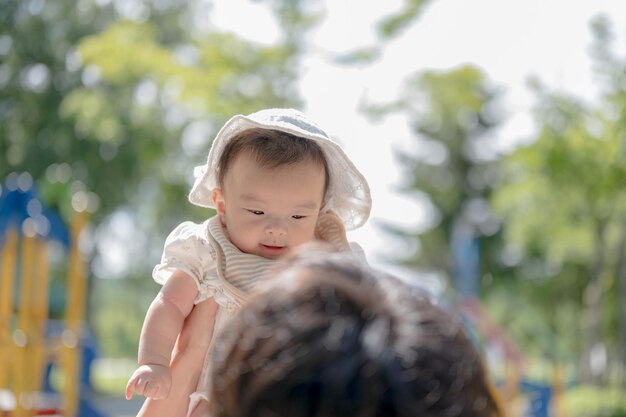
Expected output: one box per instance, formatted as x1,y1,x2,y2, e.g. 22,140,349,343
207,216,275,295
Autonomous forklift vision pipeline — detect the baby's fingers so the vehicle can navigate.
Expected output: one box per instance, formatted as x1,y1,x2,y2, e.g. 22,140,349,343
125,366,170,400
126,373,151,400
144,381,169,400
125,375,138,400
133,376,150,398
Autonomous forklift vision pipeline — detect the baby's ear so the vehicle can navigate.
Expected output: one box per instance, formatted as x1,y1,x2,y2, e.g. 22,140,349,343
211,188,226,217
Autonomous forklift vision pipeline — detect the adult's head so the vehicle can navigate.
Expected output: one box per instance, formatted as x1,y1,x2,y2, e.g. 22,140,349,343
209,244,503,417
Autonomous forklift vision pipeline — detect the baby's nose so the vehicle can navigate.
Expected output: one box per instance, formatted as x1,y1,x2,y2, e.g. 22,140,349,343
265,221,287,236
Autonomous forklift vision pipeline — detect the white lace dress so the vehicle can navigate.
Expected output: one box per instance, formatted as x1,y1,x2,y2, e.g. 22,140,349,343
151,214,366,416
153,216,276,415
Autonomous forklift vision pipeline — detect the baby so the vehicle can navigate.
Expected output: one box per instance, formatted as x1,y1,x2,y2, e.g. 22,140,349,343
125,108,371,416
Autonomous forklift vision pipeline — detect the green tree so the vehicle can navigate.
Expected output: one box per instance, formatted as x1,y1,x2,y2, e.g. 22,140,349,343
492,16,626,384
1,0,317,225
367,65,505,297
333,0,433,65
0,0,117,218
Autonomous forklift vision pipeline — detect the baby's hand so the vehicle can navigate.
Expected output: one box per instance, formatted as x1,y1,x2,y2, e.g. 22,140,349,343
125,364,172,400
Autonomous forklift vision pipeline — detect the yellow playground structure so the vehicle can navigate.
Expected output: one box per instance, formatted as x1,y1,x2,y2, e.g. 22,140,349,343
0,174,103,417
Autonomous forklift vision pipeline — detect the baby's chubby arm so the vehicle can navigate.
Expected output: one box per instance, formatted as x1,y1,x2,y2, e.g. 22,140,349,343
125,270,198,400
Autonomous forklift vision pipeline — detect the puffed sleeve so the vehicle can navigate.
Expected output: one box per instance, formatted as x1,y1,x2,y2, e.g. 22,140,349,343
349,241,367,263
152,221,217,303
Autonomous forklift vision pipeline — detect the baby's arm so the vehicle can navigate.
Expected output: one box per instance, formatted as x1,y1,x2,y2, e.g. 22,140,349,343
125,270,198,400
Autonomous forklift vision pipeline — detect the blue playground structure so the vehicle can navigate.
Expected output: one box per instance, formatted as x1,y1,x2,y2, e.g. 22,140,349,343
0,173,107,417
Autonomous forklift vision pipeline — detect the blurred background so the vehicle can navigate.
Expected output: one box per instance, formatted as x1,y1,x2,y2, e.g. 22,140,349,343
1,0,626,416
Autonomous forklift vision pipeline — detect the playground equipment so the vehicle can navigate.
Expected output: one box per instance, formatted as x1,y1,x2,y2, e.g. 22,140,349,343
0,173,105,417
460,297,567,417
451,219,567,417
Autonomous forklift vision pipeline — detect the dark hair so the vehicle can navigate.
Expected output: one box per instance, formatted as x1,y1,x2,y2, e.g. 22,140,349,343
217,128,330,195
209,244,503,417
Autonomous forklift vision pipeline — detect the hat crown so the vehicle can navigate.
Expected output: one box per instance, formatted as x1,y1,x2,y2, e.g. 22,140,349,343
249,109,329,138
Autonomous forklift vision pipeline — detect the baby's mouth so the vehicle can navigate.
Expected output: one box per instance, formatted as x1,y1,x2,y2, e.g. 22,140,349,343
260,244,287,256
261,244,285,250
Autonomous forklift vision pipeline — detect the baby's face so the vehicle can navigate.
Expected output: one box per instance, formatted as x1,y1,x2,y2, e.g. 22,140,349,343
212,150,326,259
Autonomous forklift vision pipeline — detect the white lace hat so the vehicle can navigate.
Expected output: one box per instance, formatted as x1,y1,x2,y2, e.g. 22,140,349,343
189,108,371,230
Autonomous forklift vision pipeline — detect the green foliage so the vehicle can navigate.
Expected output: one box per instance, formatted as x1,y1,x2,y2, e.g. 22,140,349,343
327,1,433,67
492,91,626,263
363,15,626,381
91,277,153,357
365,65,505,285
1,0,307,225
377,0,432,38
485,288,578,363
77,21,300,115
564,385,626,417
333,47,381,65
1,0,116,220
91,373,130,397
492,17,626,380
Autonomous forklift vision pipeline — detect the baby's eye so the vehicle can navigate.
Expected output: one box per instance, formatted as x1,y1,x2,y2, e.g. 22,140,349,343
292,215,306,220
247,210,264,215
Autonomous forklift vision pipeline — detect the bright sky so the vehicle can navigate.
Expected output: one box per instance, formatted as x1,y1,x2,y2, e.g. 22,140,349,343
211,0,626,280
